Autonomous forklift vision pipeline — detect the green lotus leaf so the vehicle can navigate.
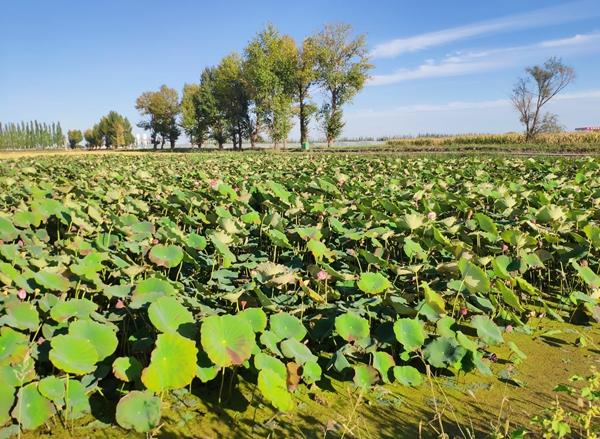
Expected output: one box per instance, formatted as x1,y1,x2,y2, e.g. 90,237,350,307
495,281,525,312
456,331,479,352
0,382,15,425
535,204,566,223
0,327,29,365
254,262,295,286
257,369,294,412
353,365,379,389
471,315,503,345
38,376,65,406
148,244,183,268
458,259,490,294
141,332,198,392
307,239,333,261
357,272,391,295
492,255,512,280
115,391,161,433
0,364,19,387
200,314,255,367
372,352,395,383
421,281,445,314
254,352,287,380
238,308,267,333
131,277,176,309
34,270,70,292
393,366,423,387
65,378,90,420
572,261,600,289
436,316,456,337
103,284,131,299
475,213,498,238
270,313,306,341
267,229,292,249
301,361,322,384
423,336,467,369
50,299,98,323
2,301,39,331
186,233,207,250
49,334,99,375
335,312,369,342
259,330,283,356
69,319,118,360
11,383,53,430
147,296,194,334
280,338,317,365
71,252,107,279
393,318,426,352
113,356,143,382
0,217,19,241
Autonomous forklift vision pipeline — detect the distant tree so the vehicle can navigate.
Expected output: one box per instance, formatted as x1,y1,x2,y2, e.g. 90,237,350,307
67,129,83,149
313,23,372,146
243,25,297,148
54,122,65,147
539,113,565,134
181,84,205,147
292,37,318,146
136,85,181,149
98,111,135,148
214,53,249,150
84,125,103,149
511,57,575,141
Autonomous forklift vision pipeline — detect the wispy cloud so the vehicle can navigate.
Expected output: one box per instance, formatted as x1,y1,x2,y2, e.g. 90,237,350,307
349,89,600,118
368,32,600,86
370,0,600,59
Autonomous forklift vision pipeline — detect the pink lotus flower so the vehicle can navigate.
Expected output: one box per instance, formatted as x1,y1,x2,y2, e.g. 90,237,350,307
317,270,330,281
505,324,513,333
581,259,588,267
427,211,437,221
115,299,125,309
17,240,24,247
459,307,468,317
17,289,27,300
152,238,159,245
502,244,509,253
210,179,219,190
37,337,45,345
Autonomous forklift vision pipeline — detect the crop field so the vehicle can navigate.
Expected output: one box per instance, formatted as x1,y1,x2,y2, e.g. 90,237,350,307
0,152,599,438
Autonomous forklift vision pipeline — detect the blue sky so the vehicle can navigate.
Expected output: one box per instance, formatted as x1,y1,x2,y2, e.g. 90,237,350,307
1,0,599,139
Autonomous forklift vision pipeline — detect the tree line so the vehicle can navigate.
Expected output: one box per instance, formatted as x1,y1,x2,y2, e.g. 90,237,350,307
0,121,64,150
67,111,135,149
136,23,372,149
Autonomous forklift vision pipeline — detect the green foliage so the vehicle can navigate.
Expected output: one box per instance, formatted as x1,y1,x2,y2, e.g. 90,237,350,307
115,391,161,433
97,111,135,148
0,120,64,149
0,152,597,434
312,23,372,146
67,129,83,149
136,85,181,149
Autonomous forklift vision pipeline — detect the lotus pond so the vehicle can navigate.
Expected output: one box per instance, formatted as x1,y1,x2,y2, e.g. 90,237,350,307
0,152,598,438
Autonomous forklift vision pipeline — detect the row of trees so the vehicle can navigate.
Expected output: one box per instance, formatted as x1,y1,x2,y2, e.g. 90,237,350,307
67,111,135,149
136,23,372,149
0,121,64,150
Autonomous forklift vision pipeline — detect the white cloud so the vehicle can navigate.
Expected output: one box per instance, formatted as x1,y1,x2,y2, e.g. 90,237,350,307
368,32,600,86
342,89,600,137
370,0,600,59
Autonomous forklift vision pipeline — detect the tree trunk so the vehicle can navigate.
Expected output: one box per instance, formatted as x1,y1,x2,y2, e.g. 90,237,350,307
299,89,308,146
